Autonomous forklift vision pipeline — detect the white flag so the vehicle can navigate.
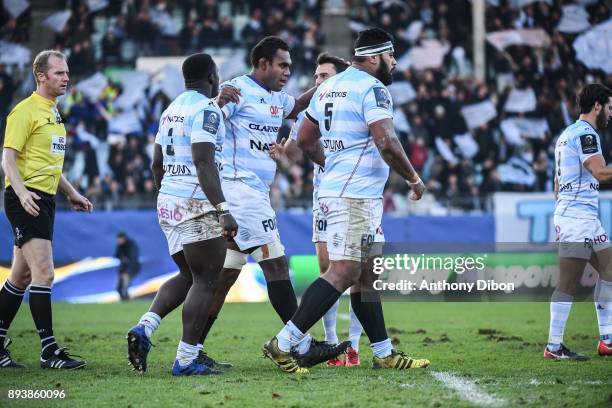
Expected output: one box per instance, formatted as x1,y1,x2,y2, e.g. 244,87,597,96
0,41,30,66
387,81,416,105
150,9,179,36
109,111,142,135
435,137,458,165
407,39,449,70
393,108,411,133
42,10,72,33
454,133,479,159
75,72,108,101
3,0,29,18
501,117,549,145
503,88,536,113
573,19,612,74
160,64,185,100
486,29,550,51
86,0,108,13
460,99,497,129
558,5,591,33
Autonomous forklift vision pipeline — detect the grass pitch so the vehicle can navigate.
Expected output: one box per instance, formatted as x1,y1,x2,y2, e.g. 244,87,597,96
0,300,610,407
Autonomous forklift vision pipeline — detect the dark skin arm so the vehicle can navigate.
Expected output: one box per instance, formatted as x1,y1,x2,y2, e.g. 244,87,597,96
287,86,317,120
296,116,325,167
152,143,164,191
192,142,238,237
369,118,426,200
192,142,225,206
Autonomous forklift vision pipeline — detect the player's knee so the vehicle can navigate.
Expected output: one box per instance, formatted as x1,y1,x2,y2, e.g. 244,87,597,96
218,266,242,289
29,262,54,285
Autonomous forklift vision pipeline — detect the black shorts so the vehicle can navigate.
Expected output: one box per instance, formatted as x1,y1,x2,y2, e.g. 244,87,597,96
4,186,55,248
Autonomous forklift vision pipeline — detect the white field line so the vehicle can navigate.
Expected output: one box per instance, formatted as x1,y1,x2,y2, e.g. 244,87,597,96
431,371,506,407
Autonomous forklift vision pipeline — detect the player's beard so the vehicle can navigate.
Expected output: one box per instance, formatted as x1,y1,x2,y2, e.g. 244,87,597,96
596,108,609,130
376,57,393,86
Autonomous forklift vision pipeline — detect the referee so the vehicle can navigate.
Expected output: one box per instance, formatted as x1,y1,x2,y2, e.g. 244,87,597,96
0,50,92,369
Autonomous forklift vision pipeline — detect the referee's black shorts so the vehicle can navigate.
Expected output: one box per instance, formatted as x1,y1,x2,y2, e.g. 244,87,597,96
4,186,55,248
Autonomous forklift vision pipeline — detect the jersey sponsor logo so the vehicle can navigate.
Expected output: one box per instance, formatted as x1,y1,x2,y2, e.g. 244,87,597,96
202,110,220,134
316,218,327,232
270,105,281,117
248,123,279,133
50,135,66,155
250,139,271,152
262,217,277,232
559,182,572,192
163,164,192,175
590,182,600,191
322,139,345,152
318,90,348,100
161,115,185,125
584,233,608,248
373,87,391,110
580,134,598,154
158,206,183,222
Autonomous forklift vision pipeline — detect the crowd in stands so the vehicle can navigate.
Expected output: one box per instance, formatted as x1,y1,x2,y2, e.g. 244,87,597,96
0,0,611,214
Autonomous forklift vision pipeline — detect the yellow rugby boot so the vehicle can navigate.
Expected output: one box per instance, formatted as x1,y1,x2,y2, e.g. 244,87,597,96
262,337,308,374
372,350,430,369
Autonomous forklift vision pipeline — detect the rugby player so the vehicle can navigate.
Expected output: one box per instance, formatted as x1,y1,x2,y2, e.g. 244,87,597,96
263,28,430,373
126,53,238,376
547,83,612,359
196,36,349,366
269,52,364,367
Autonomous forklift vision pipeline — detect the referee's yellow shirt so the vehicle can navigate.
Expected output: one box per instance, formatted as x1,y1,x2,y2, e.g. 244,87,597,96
3,92,67,195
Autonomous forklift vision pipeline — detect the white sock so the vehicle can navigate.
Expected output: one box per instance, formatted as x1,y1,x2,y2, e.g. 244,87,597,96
548,290,573,351
371,338,393,358
348,302,363,351
277,320,305,352
138,312,161,339
595,279,612,345
322,300,339,344
296,334,312,355
176,340,198,367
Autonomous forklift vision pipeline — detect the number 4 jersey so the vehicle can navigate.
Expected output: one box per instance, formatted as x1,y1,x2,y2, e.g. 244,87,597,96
155,90,225,202
554,119,601,220
304,66,393,199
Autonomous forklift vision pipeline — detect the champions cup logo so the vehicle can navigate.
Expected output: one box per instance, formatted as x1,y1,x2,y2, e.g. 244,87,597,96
208,112,218,124
270,105,280,117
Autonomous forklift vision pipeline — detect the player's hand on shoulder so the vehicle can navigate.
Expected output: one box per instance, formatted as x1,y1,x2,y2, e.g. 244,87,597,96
68,192,94,213
219,212,238,238
408,179,426,201
216,85,241,108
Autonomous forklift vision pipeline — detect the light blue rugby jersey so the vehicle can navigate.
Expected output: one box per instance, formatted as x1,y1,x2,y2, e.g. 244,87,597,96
554,119,602,219
305,66,393,199
289,111,324,210
220,75,295,193
155,90,225,200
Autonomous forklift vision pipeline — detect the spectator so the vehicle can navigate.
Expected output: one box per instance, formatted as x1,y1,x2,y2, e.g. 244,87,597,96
115,231,141,301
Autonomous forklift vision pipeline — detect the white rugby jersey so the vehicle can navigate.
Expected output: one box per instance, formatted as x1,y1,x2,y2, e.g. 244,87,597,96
220,75,295,193
289,111,324,210
555,119,602,219
155,90,225,201
305,66,393,199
